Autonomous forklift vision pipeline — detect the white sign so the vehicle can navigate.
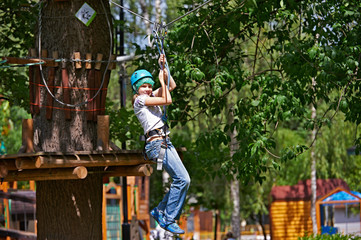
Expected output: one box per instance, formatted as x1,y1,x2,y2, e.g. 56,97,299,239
75,2,96,26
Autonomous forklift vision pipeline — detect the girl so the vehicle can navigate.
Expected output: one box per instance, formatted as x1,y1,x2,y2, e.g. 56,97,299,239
131,54,190,234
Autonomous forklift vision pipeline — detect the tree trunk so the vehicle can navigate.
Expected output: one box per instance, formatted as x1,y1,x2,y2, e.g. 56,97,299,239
230,178,240,239
33,1,112,239
155,0,161,24
228,109,240,239
139,0,152,46
311,77,317,235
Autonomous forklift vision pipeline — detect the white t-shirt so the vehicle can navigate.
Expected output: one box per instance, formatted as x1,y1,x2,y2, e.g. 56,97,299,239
133,94,167,136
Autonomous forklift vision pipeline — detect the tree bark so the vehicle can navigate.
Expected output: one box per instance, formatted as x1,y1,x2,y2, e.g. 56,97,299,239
311,77,317,235
139,0,152,46
33,1,112,239
228,109,240,239
230,178,240,239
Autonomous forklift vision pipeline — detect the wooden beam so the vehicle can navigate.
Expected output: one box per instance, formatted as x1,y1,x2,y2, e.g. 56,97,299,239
103,164,153,177
0,227,36,240
4,166,87,181
15,154,153,170
0,160,17,178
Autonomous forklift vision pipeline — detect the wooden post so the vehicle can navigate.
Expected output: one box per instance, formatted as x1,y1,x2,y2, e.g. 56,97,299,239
97,115,109,151
102,185,107,240
316,201,321,234
130,216,140,240
22,119,34,153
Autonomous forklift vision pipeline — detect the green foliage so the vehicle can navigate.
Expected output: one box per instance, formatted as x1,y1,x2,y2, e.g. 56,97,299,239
0,100,31,154
0,0,37,109
107,100,144,150
299,233,361,240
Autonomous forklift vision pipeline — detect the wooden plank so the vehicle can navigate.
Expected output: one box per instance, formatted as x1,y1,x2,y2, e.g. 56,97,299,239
28,50,35,114
61,61,71,119
87,68,95,121
94,54,103,121
271,200,310,206
74,52,81,69
46,51,58,120
94,70,102,121
46,67,55,119
34,66,41,114
271,217,312,223
271,212,311,218
100,71,110,115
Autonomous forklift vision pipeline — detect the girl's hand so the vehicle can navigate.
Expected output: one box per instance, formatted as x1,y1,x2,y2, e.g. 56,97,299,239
158,54,165,68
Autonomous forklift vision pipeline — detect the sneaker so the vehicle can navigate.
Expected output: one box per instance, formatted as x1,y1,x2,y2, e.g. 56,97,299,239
162,222,185,235
150,208,161,224
150,208,185,234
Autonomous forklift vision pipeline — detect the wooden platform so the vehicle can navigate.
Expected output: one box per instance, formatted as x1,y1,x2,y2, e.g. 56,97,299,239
0,150,155,181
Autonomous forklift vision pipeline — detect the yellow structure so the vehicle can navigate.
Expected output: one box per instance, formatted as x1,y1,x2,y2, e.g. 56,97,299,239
270,179,349,240
270,200,312,239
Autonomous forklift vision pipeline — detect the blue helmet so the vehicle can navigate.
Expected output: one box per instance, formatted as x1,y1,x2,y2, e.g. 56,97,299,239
130,69,154,93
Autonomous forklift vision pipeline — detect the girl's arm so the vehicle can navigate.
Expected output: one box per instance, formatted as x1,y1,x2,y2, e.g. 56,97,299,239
144,69,172,106
153,54,176,96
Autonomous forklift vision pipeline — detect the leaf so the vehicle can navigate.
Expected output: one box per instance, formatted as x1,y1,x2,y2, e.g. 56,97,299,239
251,100,260,107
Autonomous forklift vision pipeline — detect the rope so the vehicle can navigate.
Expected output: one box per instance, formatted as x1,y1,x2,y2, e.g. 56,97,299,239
37,0,113,108
29,81,108,91
30,103,105,112
152,27,171,123
0,61,45,68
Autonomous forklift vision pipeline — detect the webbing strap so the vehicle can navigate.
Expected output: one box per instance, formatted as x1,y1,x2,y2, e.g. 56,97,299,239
157,144,167,170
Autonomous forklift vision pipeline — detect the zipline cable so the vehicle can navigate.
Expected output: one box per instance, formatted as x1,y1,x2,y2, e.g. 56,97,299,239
166,0,213,27
109,0,213,28
109,0,156,25
37,0,113,108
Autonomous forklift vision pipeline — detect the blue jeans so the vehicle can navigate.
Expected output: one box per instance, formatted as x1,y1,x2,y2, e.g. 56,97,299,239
145,138,190,224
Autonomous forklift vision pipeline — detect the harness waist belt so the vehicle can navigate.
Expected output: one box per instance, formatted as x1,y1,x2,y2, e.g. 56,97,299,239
147,129,162,137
